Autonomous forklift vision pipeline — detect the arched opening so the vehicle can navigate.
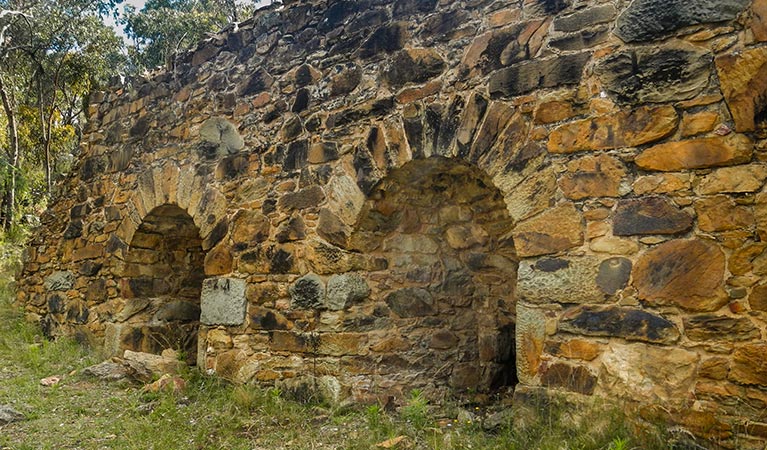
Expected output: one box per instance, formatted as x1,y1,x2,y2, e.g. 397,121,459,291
351,157,517,399
116,204,205,364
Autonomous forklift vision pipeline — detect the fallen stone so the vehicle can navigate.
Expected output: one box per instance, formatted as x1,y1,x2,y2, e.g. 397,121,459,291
0,405,25,424
143,374,187,394
123,350,185,382
560,305,680,344
632,239,727,311
82,361,131,381
40,375,62,387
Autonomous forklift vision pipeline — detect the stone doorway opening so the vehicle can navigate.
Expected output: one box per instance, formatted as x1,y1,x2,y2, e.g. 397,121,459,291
116,204,205,365
352,157,517,398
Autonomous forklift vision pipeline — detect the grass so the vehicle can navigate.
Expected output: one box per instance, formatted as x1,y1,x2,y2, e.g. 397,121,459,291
0,242,670,449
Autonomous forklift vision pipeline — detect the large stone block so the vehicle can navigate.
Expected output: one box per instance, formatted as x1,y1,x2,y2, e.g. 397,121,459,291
730,344,767,386
613,196,693,236
489,52,590,98
716,47,767,132
200,277,247,326
632,239,727,311
289,273,325,309
683,315,760,341
512,204,583,257
518,256,608,304
326,274,370,310
560,305,680,344
516,303,546,385
635,135,753,171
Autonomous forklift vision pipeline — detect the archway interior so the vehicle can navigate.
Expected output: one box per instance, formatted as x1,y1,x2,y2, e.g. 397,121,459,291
351,157,517,398
118,204,205,364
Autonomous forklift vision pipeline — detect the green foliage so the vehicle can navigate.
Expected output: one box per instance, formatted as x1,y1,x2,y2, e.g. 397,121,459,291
401,388,431,429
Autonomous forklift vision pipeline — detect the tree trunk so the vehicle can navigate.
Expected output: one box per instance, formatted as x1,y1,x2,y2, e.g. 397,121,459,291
0,73,19,231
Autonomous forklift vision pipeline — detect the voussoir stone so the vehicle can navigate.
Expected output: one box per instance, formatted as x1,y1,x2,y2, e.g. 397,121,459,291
635,134,753,171
615,0,750,42
560,305,680,344
548,105,678,153
632,239,727,311
613,196,693,236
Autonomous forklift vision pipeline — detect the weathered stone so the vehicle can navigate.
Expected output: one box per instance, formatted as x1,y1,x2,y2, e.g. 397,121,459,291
0,405,25,424
540,362,596,395
199,118,244,156
516,303,545,385
680,111,718,137
635,135,753,172
289,273,325,309
601,343,699,401
383,48,445,87
558,154,626,200
153,300,200,323
695,196,754,232
275,216,306,243
277,185,325,210
730,344,767,386
489,53,590,98
715,47,767,132
697,165,767,194
613,197,693,236
751,0,767,42
683,315,760,341
554,5,616,32
517,256,606,304
231,210,270,249
429,329,459,349
615,0,749,42
749,283,767,312
589,236,639,255
632,239,727,311
200,277,247,326
44,271,75,291
597,44,712,104
545,338,601,361
548,105,678,154
326,273,370,310
596,257,632,295
560,305,680,344
633,173,691,195
82,361,131,381
204,244,233,276
122,350,184,381
512,204,583,257
385,288,434,317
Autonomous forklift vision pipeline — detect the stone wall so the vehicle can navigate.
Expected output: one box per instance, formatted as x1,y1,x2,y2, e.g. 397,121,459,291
16,0,767,445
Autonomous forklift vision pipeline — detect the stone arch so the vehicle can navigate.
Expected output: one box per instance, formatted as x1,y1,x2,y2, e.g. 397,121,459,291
113,204,205,364
347,156,518,399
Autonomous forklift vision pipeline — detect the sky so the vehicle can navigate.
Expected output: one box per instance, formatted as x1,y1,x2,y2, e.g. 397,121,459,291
102,0,147,43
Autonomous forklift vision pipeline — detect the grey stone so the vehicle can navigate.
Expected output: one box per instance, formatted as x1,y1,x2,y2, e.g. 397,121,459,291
613,197,693,236
385,288,434,317
553,5,617,32
326,273,370,310
289,273,325,309
615,0,750,43
549,26,610,52
200,277,247,326
117,298,150,322
489,53,591,98
44,271,75,291
199,117,244,156
152,300,201,323
517,256,606,304
82,361,131,381
596,258,632,295
596,43,712,104
0,405,25,424
560,305,680,344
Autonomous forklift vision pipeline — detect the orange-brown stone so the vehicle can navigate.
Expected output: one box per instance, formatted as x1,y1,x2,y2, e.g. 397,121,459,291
680,111,718,137
547,105,677,154
512,204,583,257
558,154,626,200
634,134,753,171
715,47,767,132
730,344,767,386
632,239,727,311
545,338,601,361
694,196,754,232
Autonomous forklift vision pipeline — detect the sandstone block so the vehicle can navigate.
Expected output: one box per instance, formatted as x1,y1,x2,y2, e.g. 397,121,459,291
635,134,753,171
544,338,601,361
516,303,546,385
683,315,760,341
730,344,767,386
632,239,727,311
613,196,693,236
200,277,247,326
548,105,677,154
694,196,754,232
383,48,445,88
540,362,597,395
697,165,767,194
553,5,616,32
716,47,767,132
489,53,590,98
512,204,583,257
558,154,626,200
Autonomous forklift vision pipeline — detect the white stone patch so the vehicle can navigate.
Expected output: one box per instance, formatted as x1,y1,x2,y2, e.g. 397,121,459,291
200,277,247,326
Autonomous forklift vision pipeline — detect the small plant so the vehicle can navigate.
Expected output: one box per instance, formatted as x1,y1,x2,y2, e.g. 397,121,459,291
401,389,430,430
609,437,630,450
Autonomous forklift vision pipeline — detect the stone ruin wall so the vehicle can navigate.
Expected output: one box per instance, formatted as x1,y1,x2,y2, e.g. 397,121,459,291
15,0,767,445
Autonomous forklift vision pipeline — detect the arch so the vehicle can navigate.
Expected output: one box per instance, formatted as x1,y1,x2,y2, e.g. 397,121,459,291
113,204,205,364
348,157,517,399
